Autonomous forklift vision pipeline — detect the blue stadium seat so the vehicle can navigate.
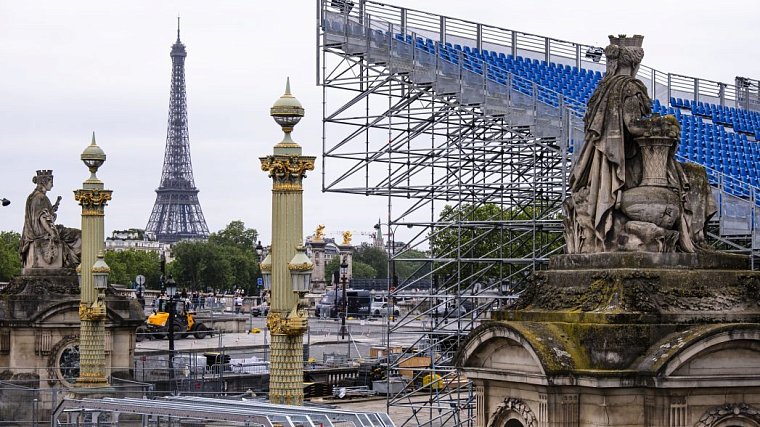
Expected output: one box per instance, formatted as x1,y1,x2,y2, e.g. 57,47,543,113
377,33,760,196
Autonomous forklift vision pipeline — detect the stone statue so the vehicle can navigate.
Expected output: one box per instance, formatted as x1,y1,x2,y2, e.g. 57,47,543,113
341,231,352,245
564,35,716,254
314,224,325,241
20,170,82,269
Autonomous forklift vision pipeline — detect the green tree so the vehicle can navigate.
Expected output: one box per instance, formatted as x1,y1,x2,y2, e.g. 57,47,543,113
323,256,377,282
429,203,562,283
0,231,21,281
168,221,262,294
218,243,259,294
394,249,430,281
104,249,161,288
350,261,377,279
208,220,258,253
170,241,232,292
352,243,388,279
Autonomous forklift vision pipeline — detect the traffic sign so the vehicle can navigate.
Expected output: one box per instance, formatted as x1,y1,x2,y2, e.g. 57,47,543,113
257,277,263,287
135,275,146,286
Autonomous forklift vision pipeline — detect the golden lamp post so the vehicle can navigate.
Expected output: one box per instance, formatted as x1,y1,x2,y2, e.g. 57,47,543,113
259,78,316,405
73,133,113,387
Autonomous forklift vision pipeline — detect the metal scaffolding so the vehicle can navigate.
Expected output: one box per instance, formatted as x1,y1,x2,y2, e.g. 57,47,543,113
318,1,573,425
318,1,760,425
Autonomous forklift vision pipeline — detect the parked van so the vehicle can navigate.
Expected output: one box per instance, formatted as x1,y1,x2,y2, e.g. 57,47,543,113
315,289,371,319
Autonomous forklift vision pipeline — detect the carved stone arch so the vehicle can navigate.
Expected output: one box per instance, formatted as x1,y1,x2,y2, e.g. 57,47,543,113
695,403,760,427
457,324,547,376
486,397,537,427
660,329,760,377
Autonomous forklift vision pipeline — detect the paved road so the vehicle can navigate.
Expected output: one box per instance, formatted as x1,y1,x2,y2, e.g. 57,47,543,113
135,315,420,359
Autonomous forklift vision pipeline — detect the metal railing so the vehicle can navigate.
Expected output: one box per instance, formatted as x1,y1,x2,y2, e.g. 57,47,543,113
322,0,758,113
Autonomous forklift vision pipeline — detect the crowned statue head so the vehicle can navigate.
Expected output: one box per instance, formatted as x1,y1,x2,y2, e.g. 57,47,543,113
32,170,54,192
604,34,644,77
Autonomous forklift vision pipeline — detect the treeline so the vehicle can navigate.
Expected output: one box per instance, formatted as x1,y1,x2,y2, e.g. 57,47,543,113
0,219,442,293
0,221,262,295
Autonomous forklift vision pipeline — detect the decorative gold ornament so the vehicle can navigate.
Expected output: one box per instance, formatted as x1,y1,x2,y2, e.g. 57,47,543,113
79,302,106,321
77,372,108,383
74,189,112,209
266,312,283,334
91,265,111,274
272,182,304,192
287,261,313,271
342,231,353,245
260,156,315,180
266,307,308,336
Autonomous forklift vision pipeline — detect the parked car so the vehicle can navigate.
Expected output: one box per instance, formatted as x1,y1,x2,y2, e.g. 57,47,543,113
371,300,400,317
250,303,269,317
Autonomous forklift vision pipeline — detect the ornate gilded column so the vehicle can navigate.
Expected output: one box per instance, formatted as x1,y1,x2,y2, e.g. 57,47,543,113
261,79,315,405
73,133,112,387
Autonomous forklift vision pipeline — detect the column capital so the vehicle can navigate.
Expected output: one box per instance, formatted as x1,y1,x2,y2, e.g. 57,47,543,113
74,189,112,216
260,155,316,191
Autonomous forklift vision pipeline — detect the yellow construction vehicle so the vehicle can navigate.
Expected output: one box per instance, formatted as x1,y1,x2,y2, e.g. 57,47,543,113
136,298,211,341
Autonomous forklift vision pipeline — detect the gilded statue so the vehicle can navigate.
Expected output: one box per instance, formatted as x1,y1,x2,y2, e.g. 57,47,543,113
341,231,352,245
564,35,716,254
20,170,82,269
314,224,325,241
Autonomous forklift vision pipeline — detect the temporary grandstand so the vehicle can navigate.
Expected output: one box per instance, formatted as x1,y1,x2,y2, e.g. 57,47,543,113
318,1,760,426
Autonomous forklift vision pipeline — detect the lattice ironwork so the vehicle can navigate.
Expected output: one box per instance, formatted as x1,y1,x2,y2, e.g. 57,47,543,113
146,23,210,243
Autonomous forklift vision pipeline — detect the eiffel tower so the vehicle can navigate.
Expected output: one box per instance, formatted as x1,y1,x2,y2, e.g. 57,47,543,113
146,20,210,243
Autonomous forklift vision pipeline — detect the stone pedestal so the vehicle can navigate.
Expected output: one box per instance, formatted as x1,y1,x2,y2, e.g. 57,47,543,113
310,240,327,291
337,244,353,280
0,270,143,422
458,252,760,427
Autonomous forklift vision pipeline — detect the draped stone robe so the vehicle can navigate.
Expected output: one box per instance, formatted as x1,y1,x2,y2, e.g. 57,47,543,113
569,74,651,250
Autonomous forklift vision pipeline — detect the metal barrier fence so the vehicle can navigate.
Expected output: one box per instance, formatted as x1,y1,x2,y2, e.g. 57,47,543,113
0,339,371,425
0,376,151,426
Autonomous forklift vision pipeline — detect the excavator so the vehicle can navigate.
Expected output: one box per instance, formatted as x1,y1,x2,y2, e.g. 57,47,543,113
136,297,211,342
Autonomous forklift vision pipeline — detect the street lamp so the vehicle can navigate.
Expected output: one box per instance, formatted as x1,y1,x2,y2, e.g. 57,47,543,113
339,256,348,340
0,198,9,207
288,246,313,293
255,240,265,300
165,275,177,391
374,221,406,321
260,250,272,291
92,252,110,292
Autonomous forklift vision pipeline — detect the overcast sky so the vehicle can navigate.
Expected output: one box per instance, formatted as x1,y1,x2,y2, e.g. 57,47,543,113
1,0,758,246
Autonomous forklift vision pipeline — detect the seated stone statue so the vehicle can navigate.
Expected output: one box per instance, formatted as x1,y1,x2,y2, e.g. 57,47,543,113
564,35,716,254
19,170,81,270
